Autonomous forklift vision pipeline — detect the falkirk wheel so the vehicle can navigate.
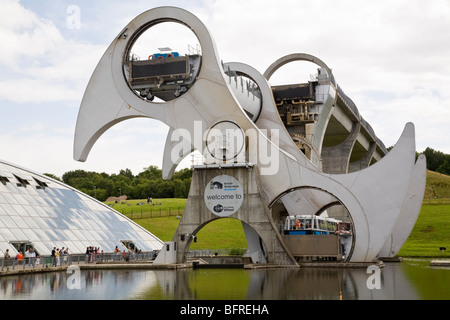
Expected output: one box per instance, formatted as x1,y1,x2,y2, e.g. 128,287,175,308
73,7,426,265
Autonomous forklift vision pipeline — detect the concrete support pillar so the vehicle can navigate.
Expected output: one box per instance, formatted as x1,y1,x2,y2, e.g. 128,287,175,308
348,142,376,173
321,121,361,174
172,165,297,265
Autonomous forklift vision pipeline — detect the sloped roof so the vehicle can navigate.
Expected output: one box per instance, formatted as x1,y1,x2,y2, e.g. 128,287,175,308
0,159,163,256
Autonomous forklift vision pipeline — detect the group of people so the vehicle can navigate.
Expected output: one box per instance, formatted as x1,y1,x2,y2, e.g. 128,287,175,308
51,247,70,266
3,244,148,268
3,248,40,267
114,245,139,262
23,248,38,266
85,246,102,263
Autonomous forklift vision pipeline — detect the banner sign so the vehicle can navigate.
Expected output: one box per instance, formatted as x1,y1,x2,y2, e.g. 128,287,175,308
204,175,244,217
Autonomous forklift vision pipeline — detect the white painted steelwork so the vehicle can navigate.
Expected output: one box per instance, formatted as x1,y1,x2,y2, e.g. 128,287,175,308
73,7,426,263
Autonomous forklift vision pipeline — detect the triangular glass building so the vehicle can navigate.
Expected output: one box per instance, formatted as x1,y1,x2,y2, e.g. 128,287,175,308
0,159,163,257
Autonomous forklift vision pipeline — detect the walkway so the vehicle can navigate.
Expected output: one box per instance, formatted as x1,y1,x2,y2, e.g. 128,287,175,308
0,253,190,277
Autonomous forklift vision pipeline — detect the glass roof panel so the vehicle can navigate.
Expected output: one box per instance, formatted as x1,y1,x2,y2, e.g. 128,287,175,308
0,161,164,254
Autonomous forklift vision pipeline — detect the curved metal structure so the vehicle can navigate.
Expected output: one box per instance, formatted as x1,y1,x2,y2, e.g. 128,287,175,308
73,7,426,263
264,53,387,173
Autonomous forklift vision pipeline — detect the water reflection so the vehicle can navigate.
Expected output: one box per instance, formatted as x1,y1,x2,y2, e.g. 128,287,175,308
0,259,448,300
0,270,155,300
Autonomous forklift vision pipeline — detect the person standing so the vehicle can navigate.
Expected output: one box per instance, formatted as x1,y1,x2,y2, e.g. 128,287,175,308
4,249,10,267
29,248,36,267
24,248,30,266
16,251,23,265
63,247,69,264
86,246,92,263
56,249,60,266
51,247,56,267
59,247,64,265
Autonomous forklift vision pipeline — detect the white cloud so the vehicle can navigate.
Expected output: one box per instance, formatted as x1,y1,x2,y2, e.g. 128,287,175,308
199,0,450,153
0,0,104,103
0,0,449,178
0,117,170,178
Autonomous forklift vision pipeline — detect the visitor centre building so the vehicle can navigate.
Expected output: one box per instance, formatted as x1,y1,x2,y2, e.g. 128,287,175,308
0,159,164,258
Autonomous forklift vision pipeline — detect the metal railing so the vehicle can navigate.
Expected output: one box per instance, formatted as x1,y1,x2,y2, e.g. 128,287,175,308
187,249,247,258
120,207,184,220
1,256,70,272
94,251,157,263
0,252,158,272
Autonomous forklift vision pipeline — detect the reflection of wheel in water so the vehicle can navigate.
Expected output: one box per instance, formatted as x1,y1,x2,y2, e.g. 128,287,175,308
340,269,359,299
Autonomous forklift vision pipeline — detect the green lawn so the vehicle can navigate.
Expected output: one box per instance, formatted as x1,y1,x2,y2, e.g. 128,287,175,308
189,218,247,251
397,204,450,257
138,216,247,251
135,216,181,242
107,198,248,251
120,199,450,258
106,198,186,218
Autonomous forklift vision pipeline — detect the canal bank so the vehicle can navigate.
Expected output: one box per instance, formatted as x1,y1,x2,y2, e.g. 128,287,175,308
1,258,448,300
2,254,449,278
0,258,393,276
0,261,191,277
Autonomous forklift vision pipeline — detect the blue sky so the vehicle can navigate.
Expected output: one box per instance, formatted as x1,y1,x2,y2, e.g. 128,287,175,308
1,0,449,177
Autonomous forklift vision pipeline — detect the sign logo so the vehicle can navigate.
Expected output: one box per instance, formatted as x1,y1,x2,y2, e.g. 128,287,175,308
204,175,243,217
210,181,223,189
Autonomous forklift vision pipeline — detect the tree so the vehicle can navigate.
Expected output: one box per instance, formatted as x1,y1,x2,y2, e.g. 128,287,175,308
174,178,191,198
43,173,61,181
437,158,450,176
154,179,174,198
139,165,161,180
423,147,448,172
172,168,193,180
119,168,134,180
55,165,193,200
62,169,91,185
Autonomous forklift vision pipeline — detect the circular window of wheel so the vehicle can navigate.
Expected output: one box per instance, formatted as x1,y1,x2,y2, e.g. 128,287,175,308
123,21,202,103
206,121,245,162
271,187,355,263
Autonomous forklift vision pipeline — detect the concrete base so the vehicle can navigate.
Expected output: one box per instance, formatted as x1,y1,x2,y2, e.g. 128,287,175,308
379,256,403,262
172,165,297,266
153,242,177,265
430,260,450,267
299,260,385,269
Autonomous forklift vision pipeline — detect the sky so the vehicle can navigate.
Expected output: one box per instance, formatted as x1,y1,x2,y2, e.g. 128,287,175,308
0,0,449,178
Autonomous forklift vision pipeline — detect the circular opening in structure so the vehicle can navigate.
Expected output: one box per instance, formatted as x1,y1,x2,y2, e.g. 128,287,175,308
123,21,202,103
225,70,262,123
189,218,248,254
268,61,322,86
271,188,355,262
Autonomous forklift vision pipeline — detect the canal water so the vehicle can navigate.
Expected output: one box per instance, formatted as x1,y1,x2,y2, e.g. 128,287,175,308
0,258,449,300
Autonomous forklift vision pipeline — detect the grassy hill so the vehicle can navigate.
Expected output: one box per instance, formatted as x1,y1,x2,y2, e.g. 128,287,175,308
423,170,450,204
106,198,186,218
397,170,450,257
397,203,450,257
129,170,450,258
